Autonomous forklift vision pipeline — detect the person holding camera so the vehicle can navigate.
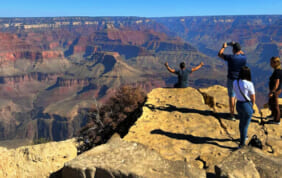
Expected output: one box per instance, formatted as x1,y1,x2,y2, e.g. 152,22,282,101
218,42,247,120
164,61,204,88
233,66,256,148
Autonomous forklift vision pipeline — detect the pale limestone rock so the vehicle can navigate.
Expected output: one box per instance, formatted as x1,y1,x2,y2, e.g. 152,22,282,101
124,86,282,174
62,134,206,178
0,139,77,178
215,147,282,178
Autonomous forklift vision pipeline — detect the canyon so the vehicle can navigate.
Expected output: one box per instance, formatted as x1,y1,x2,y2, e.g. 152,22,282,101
0,15,281,143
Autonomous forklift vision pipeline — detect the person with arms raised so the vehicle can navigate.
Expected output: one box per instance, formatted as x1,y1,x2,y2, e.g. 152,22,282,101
164,61,204,88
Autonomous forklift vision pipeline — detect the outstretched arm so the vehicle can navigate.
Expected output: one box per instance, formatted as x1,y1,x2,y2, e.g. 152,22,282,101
218,42,227,59
191,62,204,72
164,62,176,73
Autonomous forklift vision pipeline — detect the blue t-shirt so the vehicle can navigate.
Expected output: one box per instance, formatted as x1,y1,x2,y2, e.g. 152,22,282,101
223,54,247,80
174,68,192,88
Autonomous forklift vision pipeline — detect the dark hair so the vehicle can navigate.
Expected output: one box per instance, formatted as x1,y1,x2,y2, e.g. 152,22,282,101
239,66,251,81
180,62,185,69
233,42,241,53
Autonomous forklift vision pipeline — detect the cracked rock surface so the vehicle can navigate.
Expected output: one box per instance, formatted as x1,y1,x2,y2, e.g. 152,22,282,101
215,147,282,178
62,134,206,178
0,139,77,178
124,86,282,174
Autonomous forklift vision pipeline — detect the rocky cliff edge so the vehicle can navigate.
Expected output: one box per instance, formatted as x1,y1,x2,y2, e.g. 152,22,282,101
62,85,282,177
1,85,282,177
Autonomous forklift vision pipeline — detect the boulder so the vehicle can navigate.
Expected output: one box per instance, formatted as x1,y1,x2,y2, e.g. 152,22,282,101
61,134,206,178
215,147,282,178
0,139,77,178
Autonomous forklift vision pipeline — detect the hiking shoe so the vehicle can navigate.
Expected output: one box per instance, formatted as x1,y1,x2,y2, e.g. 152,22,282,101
268,120,280,125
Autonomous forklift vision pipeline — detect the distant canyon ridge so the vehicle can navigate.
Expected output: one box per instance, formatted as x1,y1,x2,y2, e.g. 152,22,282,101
0,16,281,142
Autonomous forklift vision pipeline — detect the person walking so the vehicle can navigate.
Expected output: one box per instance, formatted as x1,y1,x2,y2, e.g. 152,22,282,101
164,61,204,88
268,56,282,125
233,66,255,148
218,42,247,120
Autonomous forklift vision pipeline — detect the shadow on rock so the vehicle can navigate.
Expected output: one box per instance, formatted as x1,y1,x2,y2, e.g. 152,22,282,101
151,129,237,150
145,104,262,123
145,104,214,116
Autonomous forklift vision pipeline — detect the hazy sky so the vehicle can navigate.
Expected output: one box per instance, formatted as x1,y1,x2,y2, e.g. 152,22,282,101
0,0,281,17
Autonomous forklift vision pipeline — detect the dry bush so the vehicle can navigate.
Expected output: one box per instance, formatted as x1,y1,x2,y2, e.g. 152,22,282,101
77,85,146,154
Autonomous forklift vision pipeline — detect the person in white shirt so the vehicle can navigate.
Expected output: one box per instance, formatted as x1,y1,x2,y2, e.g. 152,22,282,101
233,66,256,148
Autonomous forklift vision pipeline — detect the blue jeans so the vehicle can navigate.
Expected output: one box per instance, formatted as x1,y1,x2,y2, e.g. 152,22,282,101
236,101,253,145
227,78,235,97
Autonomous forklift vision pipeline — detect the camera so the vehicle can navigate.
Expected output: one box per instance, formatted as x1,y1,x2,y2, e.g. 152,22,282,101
227,41,235,46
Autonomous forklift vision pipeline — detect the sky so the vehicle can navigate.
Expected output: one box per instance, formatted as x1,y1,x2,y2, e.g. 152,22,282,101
0,0,281,17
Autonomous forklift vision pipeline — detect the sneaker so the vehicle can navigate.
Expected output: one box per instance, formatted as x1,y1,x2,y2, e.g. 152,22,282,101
268,120,280,125
246,136,248,140
237,144,245,149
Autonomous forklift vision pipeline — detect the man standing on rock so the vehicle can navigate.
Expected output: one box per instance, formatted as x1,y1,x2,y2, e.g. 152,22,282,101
164,61,204,88
218,42,247,120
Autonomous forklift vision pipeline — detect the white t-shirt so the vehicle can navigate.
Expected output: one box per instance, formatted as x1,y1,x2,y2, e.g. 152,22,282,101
233,79,255,102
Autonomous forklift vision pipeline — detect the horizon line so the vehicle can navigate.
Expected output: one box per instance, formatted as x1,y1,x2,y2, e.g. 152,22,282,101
0,14,281,19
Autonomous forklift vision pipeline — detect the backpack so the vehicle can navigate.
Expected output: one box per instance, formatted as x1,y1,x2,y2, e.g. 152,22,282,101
248,135,262,149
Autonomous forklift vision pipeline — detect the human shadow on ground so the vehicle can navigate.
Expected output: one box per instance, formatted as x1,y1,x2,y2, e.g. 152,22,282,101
151,129,237,150
145,104,262,123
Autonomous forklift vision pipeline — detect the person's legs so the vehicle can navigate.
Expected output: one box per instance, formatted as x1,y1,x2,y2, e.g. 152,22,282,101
229,97,236,116
238,102,253,146
269,90,281,123
237,102,245,145
227,79,236,118
274,90,281,122
269,95,275,116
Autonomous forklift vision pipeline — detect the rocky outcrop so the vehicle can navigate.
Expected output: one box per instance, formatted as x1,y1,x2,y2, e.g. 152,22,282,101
215,147,282,178
124,86,282,175
0,139,77,178
1,85,282,177
61,134,206,178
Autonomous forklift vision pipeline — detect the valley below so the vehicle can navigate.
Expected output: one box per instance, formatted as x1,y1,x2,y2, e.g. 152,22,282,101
0,15,281,144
